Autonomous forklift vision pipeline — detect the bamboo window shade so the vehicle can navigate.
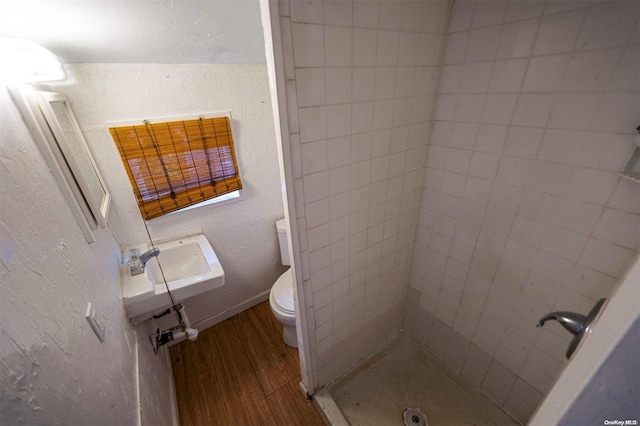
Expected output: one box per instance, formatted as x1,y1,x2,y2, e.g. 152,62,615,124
109,116,242,220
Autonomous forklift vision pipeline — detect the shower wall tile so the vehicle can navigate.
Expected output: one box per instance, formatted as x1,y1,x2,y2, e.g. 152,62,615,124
482,94,518,125
577,1,639,50
471,1,506,29
326,3,352,26
291,24,325,67
406,0,640,424
285,80,299,134
562,48,622,93
518,352,559,394
449,0,474,33
610,47,639,91
495,19,537,59
296,69,327,108
534,10,586,56
593,209,640,250
595,92,640,133
511,377,543,409
427,318,451,358
442,329,470,373
503,391,537,424
578,238,636,278
577,133,633,173
522,54,571,93
609,178,640,215
482,360,517,405
279,0,451,392
504,1,543,23
280,17,295,79
548,93,603,131
465,26,501,62
291,0,323,24
279,0,290,17
461,343,492,388
469,318,499,355
488,59,527,94
543,1,586,16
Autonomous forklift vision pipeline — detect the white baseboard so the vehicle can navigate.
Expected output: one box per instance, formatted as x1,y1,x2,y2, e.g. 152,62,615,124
134,329,142,426
164,346,180,426
134,326,180,426
195,289,270,331
162,290,271,349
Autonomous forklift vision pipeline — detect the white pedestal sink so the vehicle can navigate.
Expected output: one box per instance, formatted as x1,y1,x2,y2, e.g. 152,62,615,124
122,234,224,323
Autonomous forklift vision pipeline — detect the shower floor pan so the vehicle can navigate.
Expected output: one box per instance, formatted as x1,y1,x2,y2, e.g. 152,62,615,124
318,334,519,426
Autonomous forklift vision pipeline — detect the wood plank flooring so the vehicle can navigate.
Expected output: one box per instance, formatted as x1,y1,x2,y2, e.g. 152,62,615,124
170,301,326,426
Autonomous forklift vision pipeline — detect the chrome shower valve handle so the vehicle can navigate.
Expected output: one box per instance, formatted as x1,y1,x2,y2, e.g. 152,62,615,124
536,311,588,336
536,298,607,359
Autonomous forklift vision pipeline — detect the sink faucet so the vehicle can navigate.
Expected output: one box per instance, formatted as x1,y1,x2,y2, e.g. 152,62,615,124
129,247,160,276
536,311,587,335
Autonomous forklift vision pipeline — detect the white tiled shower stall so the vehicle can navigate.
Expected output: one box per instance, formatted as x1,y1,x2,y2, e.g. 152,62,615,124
273,0,639,423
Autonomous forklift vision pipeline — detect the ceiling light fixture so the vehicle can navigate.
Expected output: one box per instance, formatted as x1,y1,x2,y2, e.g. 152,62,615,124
0,38,67,83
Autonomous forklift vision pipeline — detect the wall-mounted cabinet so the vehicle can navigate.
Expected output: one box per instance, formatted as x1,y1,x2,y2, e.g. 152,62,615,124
10,85,110,243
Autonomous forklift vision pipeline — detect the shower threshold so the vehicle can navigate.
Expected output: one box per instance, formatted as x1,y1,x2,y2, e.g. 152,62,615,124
314,333,519,426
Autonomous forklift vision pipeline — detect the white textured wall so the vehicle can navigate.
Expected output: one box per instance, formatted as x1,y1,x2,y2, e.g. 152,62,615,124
405,1,640,423
50,64,285,326
274,0,451,388
0,86,173,424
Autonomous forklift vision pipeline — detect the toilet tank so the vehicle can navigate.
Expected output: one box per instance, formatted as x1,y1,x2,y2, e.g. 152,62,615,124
276,219,290,266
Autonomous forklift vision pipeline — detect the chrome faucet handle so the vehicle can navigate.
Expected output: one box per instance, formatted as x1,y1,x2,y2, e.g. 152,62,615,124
128,248,144,275
128,247,160,276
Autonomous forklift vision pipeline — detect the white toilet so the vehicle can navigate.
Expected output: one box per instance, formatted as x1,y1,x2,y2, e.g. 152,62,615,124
269,219,298,348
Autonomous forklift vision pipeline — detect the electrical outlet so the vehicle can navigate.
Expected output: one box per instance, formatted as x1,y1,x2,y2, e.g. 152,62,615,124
85,302,105,342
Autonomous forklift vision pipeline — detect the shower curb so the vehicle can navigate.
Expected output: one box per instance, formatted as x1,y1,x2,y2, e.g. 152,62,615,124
313,387,349,426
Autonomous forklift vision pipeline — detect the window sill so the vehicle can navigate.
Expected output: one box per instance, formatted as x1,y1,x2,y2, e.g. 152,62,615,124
147,190,244,222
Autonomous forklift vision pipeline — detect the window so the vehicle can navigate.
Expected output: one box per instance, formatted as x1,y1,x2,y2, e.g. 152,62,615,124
109,115,242,220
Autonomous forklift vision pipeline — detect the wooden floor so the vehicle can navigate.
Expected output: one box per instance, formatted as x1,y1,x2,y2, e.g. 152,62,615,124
170,301,326,426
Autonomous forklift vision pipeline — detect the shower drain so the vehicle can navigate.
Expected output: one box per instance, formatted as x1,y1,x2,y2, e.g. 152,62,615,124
403,407,428,426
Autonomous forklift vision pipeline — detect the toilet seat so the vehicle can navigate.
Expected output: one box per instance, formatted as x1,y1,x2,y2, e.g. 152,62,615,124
270,269,294,315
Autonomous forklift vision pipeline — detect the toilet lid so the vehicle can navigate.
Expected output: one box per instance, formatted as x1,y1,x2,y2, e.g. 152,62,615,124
272,269,295,314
